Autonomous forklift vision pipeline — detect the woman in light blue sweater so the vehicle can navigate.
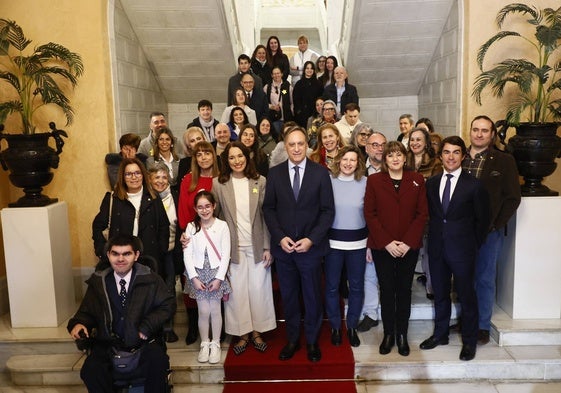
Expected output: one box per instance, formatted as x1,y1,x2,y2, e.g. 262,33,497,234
325,145,368,347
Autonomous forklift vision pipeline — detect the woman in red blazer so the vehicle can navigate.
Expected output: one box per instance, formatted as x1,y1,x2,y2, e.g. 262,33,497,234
364,141,428,357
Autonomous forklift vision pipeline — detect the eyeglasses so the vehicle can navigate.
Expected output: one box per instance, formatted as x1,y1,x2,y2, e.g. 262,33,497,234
124,171,142,178
323,107,335,111
196,204,213,212
367,142,386,149
358,132,371,138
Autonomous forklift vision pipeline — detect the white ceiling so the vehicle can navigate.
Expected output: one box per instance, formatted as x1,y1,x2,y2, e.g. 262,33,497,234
119,0,454,103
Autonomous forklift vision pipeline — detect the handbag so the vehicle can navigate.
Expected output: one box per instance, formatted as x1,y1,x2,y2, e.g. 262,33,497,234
111,345,143,373
101,192,114,241
202,226,230,302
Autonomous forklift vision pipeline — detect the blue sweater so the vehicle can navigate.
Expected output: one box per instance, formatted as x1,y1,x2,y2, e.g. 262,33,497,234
330,175,367,250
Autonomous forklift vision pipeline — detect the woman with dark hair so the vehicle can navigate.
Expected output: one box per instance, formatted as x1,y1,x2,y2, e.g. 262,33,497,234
319,55,338,87
146,127,180,187
266,35,290,81
239,124,269,177
309,123,346,169
177,141,220,345
221,87,257,126
316,55,327,79
250,44,272,86
257,117,277,161
364,141,428,357
325,145,368,347
213,142,275,355
92,157,170,274
293,60,324,128
405,127,442,300
416,117,435,134
349,123,374,160
227,106,250,141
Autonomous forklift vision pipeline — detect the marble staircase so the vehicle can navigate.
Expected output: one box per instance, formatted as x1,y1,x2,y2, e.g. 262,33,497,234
2,278,561,391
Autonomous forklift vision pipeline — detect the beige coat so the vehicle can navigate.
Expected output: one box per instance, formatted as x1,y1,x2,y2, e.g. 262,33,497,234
212,176,270,264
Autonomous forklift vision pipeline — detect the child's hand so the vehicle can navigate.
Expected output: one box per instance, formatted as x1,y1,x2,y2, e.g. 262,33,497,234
207,278,222,292
192,277,206,291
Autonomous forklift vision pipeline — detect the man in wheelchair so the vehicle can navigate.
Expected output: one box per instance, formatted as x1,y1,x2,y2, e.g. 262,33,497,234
68,234,176,392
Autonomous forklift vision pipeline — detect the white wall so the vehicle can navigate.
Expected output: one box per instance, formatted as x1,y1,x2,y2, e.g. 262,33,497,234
418,0,459,136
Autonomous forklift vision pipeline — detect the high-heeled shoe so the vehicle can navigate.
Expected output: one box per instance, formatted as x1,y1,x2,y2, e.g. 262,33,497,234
251,333,268,352
379,334,395,355
233,336,248,355
397,334,410,356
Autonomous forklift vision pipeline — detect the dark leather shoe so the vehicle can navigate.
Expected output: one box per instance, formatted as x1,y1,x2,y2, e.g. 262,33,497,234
426,293,434,300
420,335,449,350
331,329,342,346
357,315,379,332
306,343,321,362
379,334,395,355
477,329,490,345
164,330,178,343
347,328,360,347
460,344,476,361
279,342,300,361
396,334,410,356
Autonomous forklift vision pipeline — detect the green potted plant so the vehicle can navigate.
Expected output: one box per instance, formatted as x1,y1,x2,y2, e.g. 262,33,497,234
0,18,83,207
472,3,561,196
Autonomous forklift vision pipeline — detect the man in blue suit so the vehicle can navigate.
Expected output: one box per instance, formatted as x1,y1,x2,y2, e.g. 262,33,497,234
263,126,335,362
420,136,490,361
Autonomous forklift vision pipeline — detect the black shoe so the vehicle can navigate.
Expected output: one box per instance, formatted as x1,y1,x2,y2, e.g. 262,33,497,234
426,293,434,300
477,329,490,345
347,328,360,347
330,329,342,346
357,315,379,332
460,344,476,361
420,335,449,350
417,274,427,285
306,343,321,362
396,334,410,356
379,334,395,355
279,342,300,361
450,320,461,331
165,330,178,343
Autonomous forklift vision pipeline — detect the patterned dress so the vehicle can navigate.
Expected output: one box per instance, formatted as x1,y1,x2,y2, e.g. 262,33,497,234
186,248,232,300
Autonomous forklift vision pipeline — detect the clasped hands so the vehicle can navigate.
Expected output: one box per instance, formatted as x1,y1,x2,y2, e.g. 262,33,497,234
280,237,312,253
192,277,222,292
385,240,410,258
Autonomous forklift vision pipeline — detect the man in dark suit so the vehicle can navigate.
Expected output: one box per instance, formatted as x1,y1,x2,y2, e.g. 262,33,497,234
263,126,335,362
420,136,490,361
242,73,269,121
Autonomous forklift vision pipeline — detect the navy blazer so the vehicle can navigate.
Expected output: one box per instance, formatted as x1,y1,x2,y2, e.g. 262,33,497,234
263,159,335,259
426,170,490,262
248,88,270,121
323,82,359,112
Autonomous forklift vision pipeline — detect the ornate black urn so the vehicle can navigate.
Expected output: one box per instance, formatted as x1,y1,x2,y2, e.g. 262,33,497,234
502,123,561,197
0,123,67,207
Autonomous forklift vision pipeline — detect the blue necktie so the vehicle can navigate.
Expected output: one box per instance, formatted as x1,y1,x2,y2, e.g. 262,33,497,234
442,174,453,213
293,166,300,200
119,279,127,307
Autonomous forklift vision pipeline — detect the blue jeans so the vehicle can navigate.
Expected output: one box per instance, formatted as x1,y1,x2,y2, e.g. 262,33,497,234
475,229,505,331
324,248,367,329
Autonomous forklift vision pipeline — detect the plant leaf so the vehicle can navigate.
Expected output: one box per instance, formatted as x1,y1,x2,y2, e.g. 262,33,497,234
0,71,20,92
476,31,520,71
496,3,539,28
0,100,23,124
0,19,31,52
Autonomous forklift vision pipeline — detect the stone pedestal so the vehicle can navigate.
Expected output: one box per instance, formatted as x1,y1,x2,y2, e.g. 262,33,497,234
497,196,561,319
1,202,75,327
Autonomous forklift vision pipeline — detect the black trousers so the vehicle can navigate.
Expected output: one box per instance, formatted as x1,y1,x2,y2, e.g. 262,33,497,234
373,248,418,335
80,341,169,393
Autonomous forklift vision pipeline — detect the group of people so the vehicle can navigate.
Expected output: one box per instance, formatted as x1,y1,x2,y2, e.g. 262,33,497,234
67,37,521,392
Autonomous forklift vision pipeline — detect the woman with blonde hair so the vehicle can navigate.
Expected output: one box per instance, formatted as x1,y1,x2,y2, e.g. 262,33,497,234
177,126,207,188
309,123,346,169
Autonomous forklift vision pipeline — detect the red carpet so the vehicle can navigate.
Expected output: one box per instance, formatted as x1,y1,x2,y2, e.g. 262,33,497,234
223,321,356,392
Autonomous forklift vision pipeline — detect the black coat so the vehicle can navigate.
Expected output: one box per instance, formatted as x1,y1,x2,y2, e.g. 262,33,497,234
67,263,176,349
92,190,170,273
323,82,359,113
293,77,323,127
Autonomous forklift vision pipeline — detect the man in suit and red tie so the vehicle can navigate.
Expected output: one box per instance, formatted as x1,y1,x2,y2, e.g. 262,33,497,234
420,136,490,361
263,126,335,362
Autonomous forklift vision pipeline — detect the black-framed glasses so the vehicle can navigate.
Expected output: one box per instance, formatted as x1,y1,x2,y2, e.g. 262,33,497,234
367,142,386,149
323,107,335,111
124,171,142,178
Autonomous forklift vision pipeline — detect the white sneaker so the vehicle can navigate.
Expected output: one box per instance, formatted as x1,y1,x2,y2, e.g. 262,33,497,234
208,341,221,364
198,341,210,363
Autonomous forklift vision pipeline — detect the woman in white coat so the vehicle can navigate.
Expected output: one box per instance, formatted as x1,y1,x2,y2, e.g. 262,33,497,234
212,141,276,355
